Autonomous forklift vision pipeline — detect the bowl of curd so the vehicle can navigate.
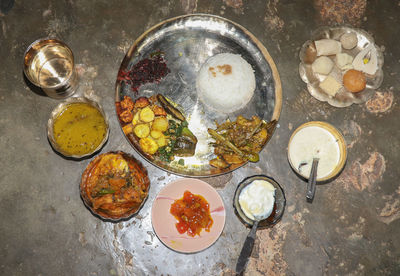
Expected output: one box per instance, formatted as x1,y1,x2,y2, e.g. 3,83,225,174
234,175,286,228
287,121,347,182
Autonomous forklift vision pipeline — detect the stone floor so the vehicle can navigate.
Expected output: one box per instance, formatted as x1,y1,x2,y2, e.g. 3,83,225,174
0,0,399,275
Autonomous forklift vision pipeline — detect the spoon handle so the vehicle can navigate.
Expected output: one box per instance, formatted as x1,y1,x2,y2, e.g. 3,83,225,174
236,220,259,274
306,158,319,202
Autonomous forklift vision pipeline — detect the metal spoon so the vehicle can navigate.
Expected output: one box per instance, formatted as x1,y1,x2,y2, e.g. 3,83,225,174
235,215,265,275
306,158,319,202
234,175,286,275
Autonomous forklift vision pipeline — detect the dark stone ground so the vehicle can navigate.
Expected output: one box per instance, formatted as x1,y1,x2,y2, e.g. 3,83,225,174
0,0,399,275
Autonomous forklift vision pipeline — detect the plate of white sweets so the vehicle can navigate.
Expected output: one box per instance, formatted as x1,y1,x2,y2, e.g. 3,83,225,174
299,26,384,107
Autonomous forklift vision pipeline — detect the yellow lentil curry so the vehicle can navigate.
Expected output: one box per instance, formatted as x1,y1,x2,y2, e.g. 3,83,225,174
53,102,107,156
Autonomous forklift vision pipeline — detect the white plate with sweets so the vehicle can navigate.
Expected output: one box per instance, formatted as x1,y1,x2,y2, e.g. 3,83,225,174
299,26,384,107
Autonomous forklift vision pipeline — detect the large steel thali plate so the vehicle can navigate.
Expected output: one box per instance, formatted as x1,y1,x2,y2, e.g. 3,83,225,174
115,14,282,177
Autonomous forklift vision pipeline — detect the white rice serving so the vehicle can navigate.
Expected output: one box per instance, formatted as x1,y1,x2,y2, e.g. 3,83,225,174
196,53,256,113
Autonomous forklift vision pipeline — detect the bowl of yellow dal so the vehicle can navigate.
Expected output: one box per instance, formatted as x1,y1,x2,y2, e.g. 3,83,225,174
47,97,109,159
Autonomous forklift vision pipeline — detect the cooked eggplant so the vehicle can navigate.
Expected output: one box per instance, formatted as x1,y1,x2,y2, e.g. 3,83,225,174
174,127,198,157
156,94,186,121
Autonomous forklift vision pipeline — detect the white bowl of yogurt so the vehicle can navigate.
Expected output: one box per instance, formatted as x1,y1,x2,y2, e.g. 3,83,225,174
288,121,347,182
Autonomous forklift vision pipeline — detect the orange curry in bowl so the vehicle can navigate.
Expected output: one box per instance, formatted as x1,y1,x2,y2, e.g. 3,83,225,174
80,151,150,221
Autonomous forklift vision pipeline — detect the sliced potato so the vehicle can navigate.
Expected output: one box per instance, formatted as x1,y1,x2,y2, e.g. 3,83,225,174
139,137,159,154
139,106,155,123
152,117,168,132
134,123,150,138
150,130,163,139
131,111,140,126
156,135,167,147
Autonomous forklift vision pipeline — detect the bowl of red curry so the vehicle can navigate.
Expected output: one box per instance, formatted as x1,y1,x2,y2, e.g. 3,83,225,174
80,151,150,221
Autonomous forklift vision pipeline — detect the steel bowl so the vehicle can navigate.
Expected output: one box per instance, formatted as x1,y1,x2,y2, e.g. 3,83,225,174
233,175,286,228
47,97,109,159
23,38,78,99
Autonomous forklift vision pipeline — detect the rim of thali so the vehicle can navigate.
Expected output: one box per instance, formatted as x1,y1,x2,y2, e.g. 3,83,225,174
114,13,283,177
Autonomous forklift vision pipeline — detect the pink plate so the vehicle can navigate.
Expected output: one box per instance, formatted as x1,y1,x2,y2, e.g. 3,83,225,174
151,178,226,253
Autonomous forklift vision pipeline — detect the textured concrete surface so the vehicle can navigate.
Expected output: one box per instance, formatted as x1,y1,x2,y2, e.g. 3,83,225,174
1,0,399,275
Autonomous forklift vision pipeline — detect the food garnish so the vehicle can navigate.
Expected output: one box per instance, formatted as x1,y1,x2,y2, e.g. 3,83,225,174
352,45,378,75
116,94,197,162
208,116,276,169
170,190,213,237
80,152,150,220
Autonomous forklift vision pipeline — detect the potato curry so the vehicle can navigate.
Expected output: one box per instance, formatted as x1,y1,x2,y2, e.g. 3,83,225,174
116,94,197,163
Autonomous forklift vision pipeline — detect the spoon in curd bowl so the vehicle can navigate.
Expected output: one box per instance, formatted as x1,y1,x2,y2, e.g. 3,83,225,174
234,176,286,275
